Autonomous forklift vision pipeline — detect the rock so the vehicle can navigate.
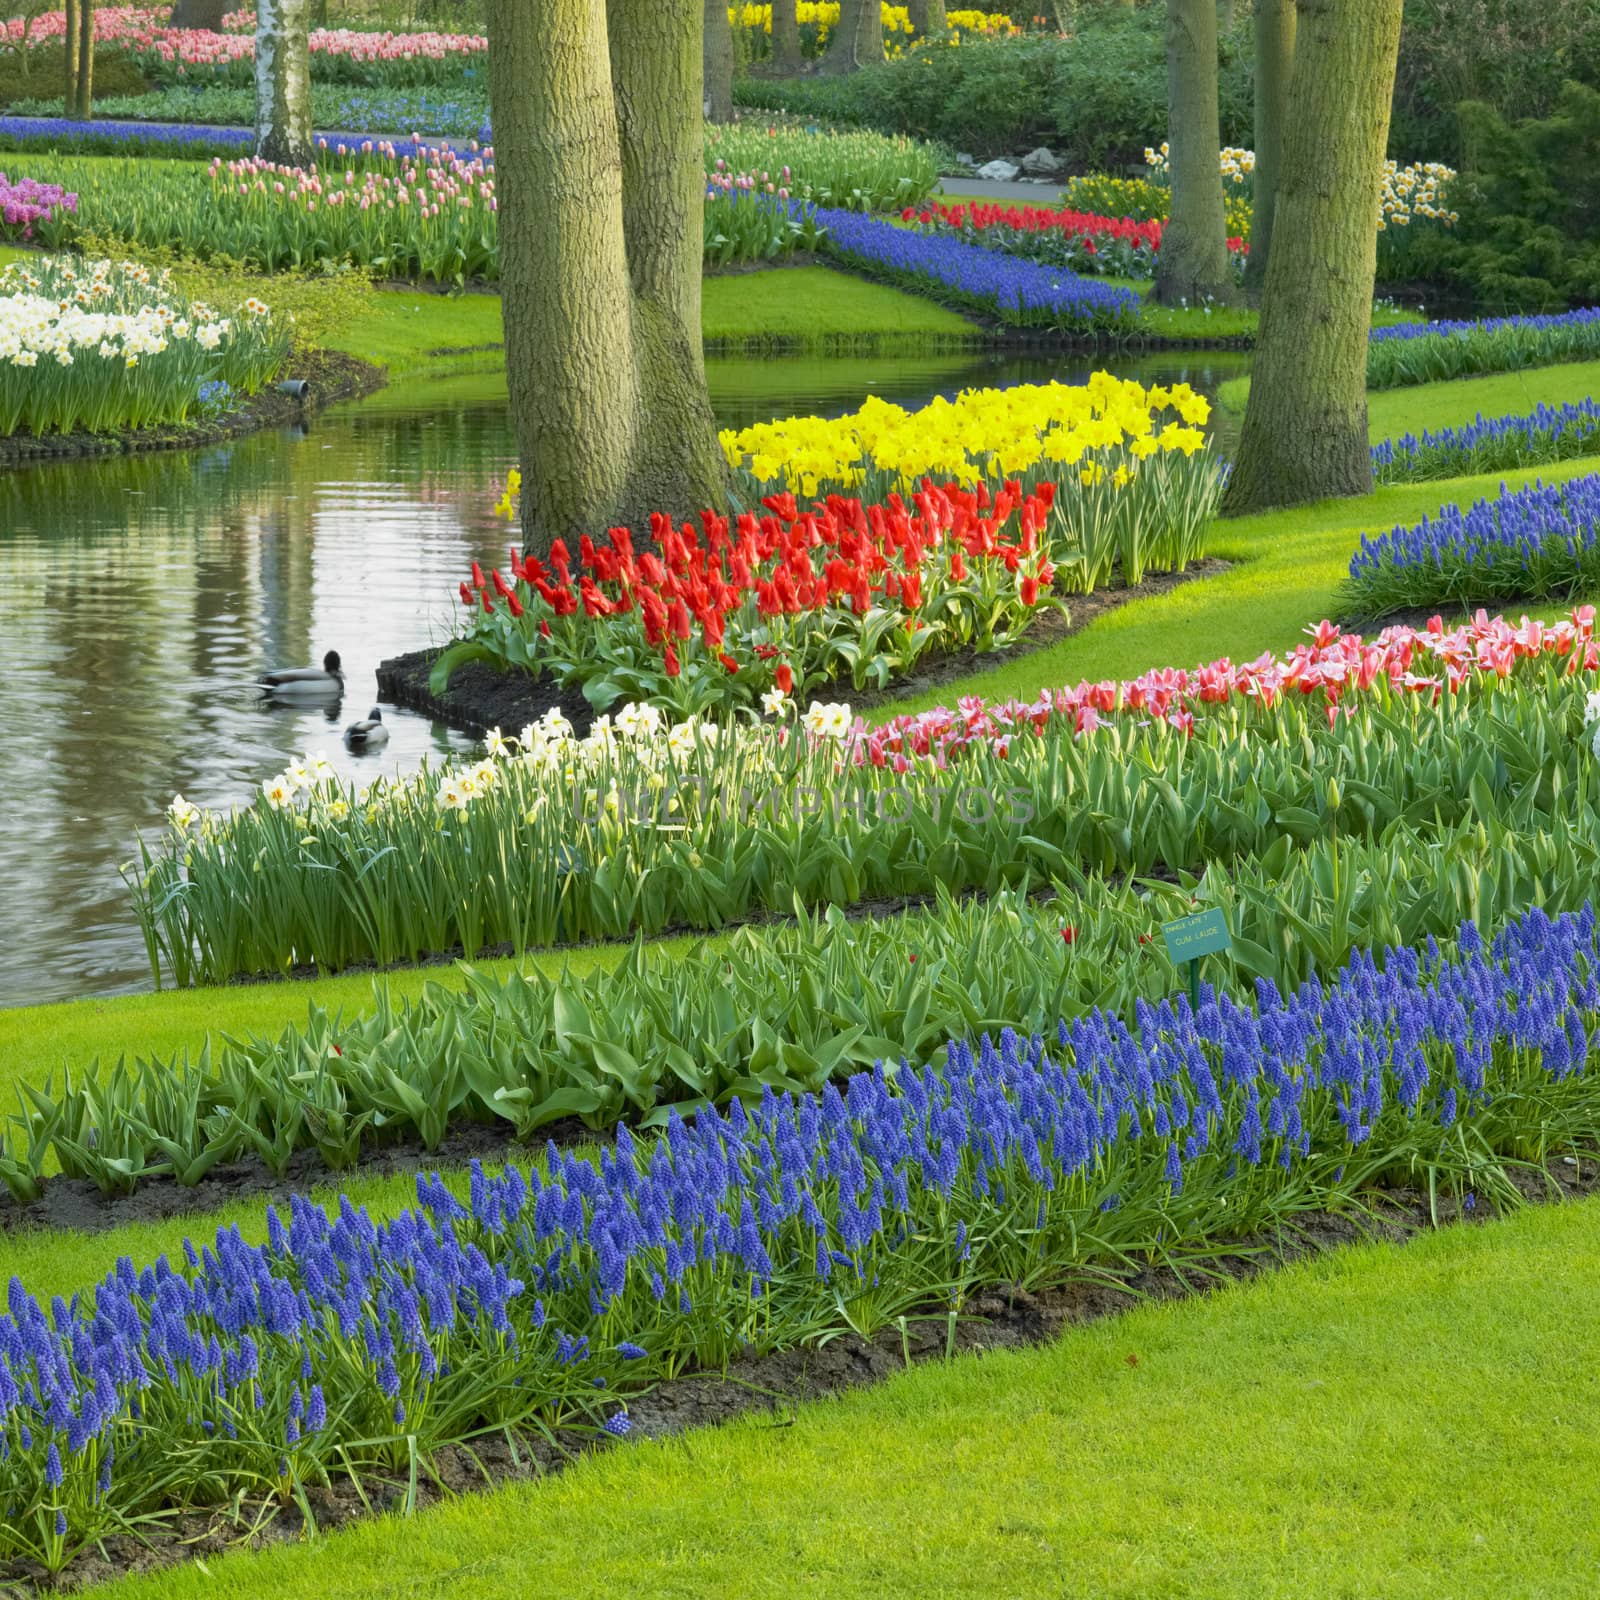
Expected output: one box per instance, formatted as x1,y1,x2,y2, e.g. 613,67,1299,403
976,159,1020,182
956,151,976,166
1021,146,1062,176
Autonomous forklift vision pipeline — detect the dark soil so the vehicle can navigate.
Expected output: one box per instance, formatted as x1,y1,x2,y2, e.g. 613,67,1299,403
9,1154,1595,1595
378,557,1231,740
0,346,384,470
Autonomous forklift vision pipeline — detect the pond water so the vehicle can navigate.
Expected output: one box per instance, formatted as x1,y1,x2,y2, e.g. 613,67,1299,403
0,345,1249,1009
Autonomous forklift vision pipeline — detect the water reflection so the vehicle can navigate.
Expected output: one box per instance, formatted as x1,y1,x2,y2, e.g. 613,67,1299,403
0,346,1249,1008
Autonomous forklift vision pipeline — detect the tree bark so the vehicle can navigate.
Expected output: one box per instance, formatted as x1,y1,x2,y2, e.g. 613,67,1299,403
703,0,734,121
908,0,947,36
771,0,801,71
1222,0,1405,515
74,0,93,119
63,0,78,116
255,0,313,165
168,0,230,29
820,0,881,72
487,0,726,555
1153,0,1237,305
1243,0,1294,297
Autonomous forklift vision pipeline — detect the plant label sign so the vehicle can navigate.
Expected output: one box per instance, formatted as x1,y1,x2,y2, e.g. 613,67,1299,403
1161,907,1232,964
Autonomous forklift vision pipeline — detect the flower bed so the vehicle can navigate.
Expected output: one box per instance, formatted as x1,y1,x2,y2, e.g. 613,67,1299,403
718,377,1218,587
1371,398,1600,484
1341,473,1600,617
731,2,1016,60
705,123,940,212
899,199,1247,278
4,896,1598,1575
0,170,73,239
1367,307,1600,389
813,207,1142,336
0,255,287,435
128,609,1600,987
438,478,1063,716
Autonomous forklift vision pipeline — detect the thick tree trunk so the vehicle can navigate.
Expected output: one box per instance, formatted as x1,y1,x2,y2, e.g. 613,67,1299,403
771,0,801,71
167,0,230,28
1243,0,1294,298
1153,0,1237,305
610,0,728,527
255,0,313,165
1222,0,1404,515
908,0,947,35
74,0,93,119
488,0,727,555
820,0,881,72
703,0,734,121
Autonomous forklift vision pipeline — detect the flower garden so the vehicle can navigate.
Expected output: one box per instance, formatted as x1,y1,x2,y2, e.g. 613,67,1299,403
1,1,1600,1593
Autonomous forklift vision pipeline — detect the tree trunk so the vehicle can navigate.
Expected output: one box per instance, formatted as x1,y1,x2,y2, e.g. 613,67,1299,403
1216,0,1232,30
256,0,313,166
1153,0,1237,305
908,0,947,35
487,0,726,555
167,0,230,29
1243,0,1294,297
610,0,728,526
74,0,93,119
63,0,79,116
1222,0,1404,515
703,0,733,121
820,0,881,72
771,0,801,70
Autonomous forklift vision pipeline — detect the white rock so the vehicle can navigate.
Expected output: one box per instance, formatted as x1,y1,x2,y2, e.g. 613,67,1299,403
1021,146,1062,175
975,159,1020,182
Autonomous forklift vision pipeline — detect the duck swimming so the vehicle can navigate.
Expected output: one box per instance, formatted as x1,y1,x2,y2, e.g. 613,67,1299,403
343,706,389,749
259,650,344,699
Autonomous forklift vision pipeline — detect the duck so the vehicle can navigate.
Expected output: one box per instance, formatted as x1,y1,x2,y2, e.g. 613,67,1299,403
259,650,345,699
343,706,389,750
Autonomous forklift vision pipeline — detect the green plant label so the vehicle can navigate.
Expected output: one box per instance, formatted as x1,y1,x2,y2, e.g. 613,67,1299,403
1161,907,1231,963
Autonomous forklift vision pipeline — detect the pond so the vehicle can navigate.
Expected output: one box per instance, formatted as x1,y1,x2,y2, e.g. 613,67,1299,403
0,344,1249,1009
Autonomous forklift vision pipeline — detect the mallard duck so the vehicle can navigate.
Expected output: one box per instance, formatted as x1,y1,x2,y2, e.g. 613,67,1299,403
259,650,344,699
343,706,389,749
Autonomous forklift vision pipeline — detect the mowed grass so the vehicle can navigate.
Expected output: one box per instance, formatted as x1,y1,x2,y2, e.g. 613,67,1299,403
69,1194,1600,1600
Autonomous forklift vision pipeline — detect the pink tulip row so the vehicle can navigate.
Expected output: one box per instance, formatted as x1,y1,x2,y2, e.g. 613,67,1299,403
849,607,1600,767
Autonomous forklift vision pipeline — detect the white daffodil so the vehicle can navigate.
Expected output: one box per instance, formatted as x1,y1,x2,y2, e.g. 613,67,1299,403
168,794,200,829
761,688,790,718
261,775,293,809
437,779,469,811
304,751,336,784
483,726,513,759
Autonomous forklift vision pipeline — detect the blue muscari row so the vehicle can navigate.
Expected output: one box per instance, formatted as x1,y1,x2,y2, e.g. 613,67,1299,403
1369,306,1600,344
1348,472,1600,580
807,205,1142,334
3,901,1599,1536
1371,399,1600,476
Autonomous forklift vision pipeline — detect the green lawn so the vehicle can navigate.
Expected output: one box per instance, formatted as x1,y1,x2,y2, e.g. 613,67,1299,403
70,1194,1600,1600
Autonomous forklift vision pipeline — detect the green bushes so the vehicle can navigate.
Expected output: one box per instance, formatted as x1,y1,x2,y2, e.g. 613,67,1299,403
735,12,1253,168
1400,82,1600,311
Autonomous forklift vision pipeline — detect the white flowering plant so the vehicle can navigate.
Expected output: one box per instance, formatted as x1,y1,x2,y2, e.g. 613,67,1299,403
0,255,289,436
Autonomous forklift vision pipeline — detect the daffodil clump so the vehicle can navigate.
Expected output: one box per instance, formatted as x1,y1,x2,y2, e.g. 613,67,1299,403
0,255,288,436
719,377,1219,591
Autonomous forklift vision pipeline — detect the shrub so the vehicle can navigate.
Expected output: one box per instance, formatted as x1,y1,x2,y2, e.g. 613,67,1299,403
736,10,1253,169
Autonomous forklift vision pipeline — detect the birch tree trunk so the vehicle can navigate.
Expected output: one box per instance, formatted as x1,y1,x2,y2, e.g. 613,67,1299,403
1153,0,1236,305
703,0,734,121
771,0,801,70
1243,0,1295,297
1222,0,1405,514
487,0,727,555
256,0,313,166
